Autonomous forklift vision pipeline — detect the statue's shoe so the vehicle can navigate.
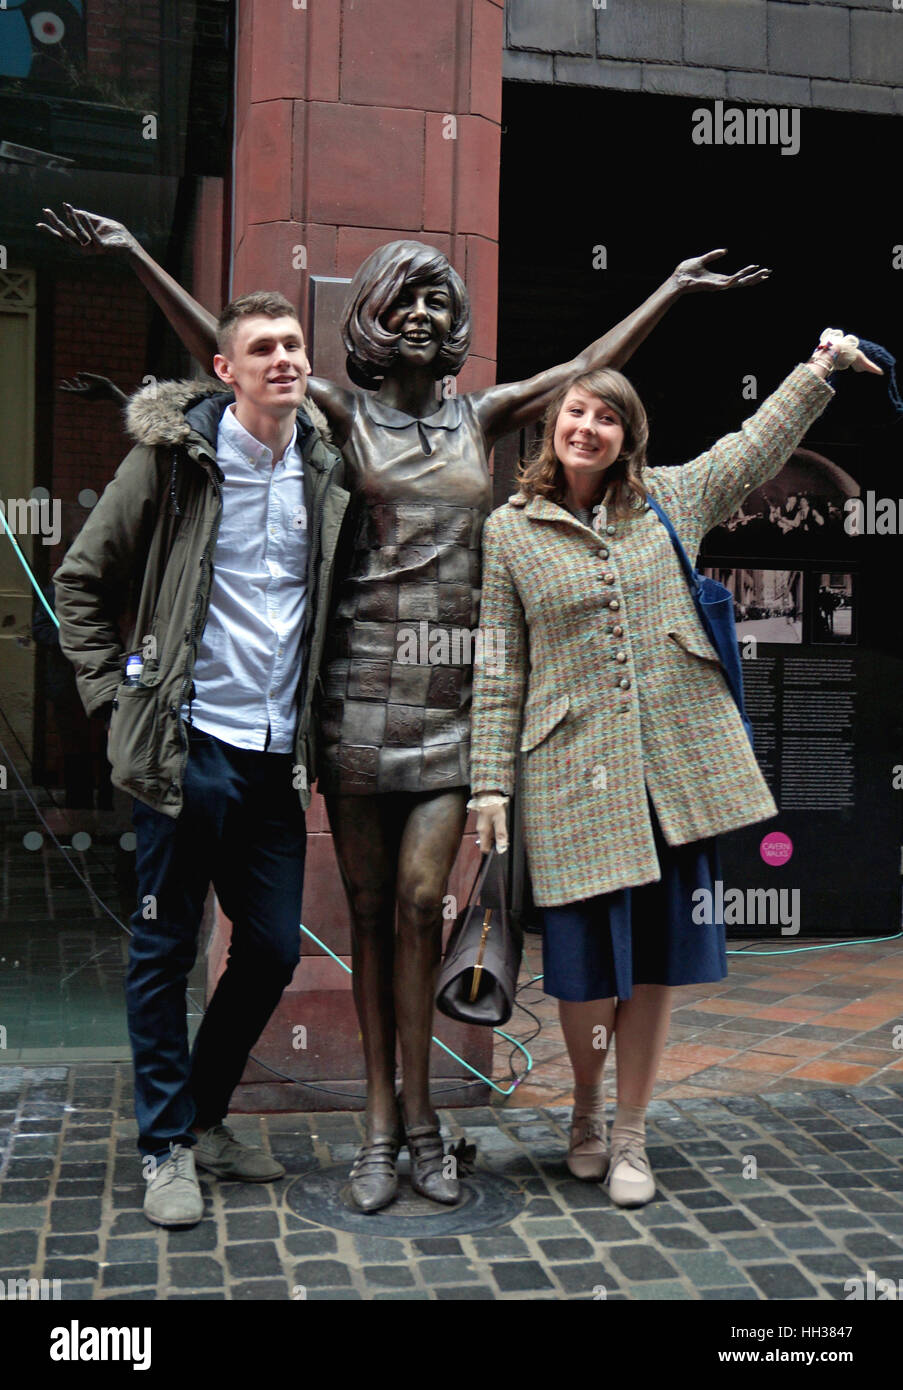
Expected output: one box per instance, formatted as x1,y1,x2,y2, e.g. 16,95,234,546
349,1130,403,1213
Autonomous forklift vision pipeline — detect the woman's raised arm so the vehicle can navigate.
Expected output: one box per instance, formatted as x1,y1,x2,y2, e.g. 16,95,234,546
472,250,771,448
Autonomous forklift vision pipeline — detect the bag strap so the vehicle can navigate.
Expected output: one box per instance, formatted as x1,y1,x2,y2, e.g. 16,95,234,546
645,493,701,599
460,848,508,917
461,848,495,913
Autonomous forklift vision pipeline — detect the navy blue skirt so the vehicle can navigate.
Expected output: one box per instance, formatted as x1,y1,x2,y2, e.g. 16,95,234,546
540,801,727,1002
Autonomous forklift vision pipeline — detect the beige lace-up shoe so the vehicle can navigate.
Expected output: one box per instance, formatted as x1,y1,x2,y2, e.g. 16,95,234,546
606,1135,656,1207
566,1113,610,1181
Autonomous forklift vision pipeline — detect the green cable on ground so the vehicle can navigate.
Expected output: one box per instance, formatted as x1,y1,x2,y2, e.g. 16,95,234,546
298,921,534,1097
726,931,903,956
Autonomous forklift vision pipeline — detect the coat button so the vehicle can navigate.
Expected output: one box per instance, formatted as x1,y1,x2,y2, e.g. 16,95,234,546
606,524,616,536
612,624,624,637
618,677,631,690
608,599,620,611
603,571,615,583
615,651,627,664
596,547,609,559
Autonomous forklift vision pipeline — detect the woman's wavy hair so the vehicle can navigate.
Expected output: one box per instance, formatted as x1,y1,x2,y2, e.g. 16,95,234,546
341,240,471,390
516,368,649,518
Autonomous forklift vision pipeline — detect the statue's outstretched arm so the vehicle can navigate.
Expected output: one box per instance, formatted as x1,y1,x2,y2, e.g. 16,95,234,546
472,250,771,447
39,203,219,373
37,203,356,440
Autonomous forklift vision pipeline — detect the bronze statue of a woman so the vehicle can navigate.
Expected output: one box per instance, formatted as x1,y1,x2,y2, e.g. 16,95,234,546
39,203,767,1209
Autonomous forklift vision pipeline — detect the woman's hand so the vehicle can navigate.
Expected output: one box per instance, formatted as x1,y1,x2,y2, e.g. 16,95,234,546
671,248,771,294
36,204,141,259
467,793,509,855
807,331,884,380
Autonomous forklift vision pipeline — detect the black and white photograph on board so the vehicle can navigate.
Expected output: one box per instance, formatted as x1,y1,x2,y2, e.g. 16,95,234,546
706,448,859,558
813,572,857,645
702,567,804,644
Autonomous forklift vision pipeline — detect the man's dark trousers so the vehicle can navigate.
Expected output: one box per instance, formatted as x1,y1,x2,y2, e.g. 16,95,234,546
127,725,306,1159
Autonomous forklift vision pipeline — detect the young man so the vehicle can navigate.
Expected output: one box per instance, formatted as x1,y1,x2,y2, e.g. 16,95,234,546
54,293,349,1226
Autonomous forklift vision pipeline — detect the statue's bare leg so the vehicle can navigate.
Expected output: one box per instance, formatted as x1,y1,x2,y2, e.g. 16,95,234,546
394,788,469,1130
325,793,402,1138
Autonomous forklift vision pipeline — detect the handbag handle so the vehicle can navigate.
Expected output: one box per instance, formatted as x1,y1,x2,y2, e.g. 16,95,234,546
459,847,508,920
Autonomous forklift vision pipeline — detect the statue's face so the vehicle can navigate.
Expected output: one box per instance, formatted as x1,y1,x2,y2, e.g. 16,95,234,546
381,279,452,368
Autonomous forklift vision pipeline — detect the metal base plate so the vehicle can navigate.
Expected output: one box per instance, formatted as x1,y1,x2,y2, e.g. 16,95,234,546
285,1164,525,1237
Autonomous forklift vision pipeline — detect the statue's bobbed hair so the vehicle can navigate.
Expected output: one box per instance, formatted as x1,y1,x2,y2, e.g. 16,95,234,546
341,240,471,390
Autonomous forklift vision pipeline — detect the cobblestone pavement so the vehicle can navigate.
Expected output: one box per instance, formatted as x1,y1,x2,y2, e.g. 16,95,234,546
1,1065,902,1301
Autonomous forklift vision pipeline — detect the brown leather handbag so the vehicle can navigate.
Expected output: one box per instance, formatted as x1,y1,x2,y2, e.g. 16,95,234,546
435,850,523,1027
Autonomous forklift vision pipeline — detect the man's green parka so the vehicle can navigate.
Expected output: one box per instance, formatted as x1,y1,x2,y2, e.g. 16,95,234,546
54,379,349,817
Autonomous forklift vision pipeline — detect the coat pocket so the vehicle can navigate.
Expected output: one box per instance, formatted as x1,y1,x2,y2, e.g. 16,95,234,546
519,694,570,752
107,682,159,785
666,627,721,664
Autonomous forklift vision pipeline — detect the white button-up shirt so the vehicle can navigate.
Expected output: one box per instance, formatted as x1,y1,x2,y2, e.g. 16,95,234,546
186,403,309,753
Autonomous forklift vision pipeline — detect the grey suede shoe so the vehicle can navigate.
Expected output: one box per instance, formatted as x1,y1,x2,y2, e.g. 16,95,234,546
143,1144,204,1228
193,1123,286,1181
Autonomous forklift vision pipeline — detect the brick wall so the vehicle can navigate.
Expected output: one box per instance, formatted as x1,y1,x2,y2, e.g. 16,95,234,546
505,0,903,115
84,0,162,91
49,270,152,556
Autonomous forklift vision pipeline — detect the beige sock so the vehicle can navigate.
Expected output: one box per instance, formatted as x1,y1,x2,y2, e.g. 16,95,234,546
610,1102,647,1150
573,1082,605,1120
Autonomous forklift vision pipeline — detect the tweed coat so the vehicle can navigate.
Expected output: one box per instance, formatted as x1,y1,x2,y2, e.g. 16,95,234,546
469,364,835,905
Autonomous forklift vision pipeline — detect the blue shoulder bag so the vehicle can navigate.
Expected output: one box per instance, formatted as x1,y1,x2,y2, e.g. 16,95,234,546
644,494,754,749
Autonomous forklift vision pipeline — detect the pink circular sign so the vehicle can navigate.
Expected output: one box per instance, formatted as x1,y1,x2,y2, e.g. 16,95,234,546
760,831,793,867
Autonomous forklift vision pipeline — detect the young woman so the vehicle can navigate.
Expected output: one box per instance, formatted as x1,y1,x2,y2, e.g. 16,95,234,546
39,203,771,1210
468,332,879,1206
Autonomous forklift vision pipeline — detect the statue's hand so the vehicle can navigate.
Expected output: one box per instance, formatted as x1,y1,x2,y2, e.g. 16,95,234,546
673,248,771,293
36,203,140,258
59,372,126,403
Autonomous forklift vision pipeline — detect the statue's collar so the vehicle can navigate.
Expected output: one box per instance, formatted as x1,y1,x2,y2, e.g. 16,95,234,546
362,393,463,431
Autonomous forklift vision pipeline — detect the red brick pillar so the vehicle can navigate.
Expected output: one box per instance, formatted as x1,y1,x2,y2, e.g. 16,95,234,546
211,0,506,1110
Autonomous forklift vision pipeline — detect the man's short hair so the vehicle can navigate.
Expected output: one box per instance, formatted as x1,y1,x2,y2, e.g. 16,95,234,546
216,291,301,355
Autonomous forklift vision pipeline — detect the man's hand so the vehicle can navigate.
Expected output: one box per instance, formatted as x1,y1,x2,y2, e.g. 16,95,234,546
672,248,771,294
36,203,140,258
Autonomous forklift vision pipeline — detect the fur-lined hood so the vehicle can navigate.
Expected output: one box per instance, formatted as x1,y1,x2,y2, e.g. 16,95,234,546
124,376,333,448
